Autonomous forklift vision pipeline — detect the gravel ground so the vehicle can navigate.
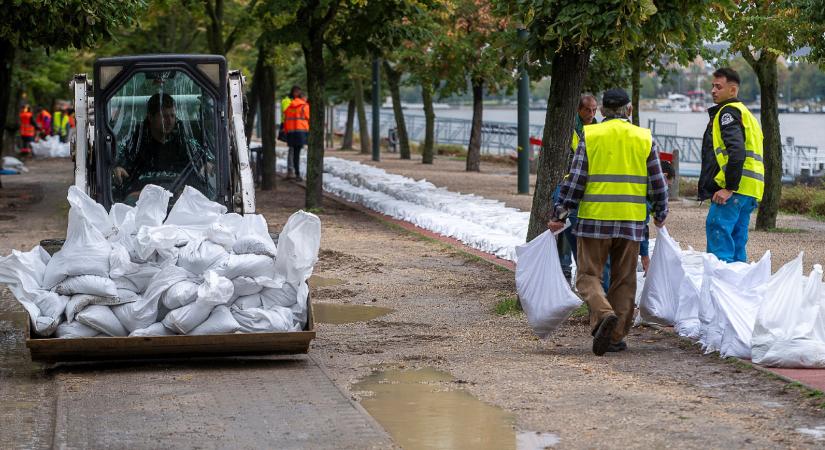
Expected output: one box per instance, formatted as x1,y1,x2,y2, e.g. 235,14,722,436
330,150,825,272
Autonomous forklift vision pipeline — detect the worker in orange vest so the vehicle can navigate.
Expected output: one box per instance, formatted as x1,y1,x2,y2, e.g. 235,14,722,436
35,106,52,139
18,105,39,158
283,85,310,181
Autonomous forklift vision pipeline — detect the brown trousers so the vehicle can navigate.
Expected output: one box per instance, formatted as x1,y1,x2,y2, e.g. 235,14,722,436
576,237,640,344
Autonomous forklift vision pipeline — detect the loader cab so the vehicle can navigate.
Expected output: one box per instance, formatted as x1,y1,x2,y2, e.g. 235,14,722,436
91,55,231,209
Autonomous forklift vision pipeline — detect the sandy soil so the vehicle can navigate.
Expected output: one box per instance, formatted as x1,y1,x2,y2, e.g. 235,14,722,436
1,157,825,448
330,150,825,272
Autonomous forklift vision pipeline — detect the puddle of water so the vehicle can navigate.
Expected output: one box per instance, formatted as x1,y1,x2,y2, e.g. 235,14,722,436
308,275,345,288
797,426,825,440
517,431,561,449
313,303,393,324
353,367,521,450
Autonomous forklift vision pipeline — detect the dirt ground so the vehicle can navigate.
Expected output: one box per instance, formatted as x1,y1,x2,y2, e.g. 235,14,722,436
2,157,825,448
331,150,825,272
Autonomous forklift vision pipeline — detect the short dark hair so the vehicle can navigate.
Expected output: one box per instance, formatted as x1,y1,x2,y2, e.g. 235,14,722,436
147,93,175,116
713,67,741,85
661,160,675,180
290,85,302,97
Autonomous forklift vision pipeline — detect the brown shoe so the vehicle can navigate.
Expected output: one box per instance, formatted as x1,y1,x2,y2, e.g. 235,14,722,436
592,314,618,356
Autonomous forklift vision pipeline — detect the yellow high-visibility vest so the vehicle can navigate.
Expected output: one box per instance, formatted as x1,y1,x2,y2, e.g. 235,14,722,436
711,102,764,201
577,119,651,221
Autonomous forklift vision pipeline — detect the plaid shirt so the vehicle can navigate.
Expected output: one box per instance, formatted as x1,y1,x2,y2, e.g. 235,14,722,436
552,118,669,242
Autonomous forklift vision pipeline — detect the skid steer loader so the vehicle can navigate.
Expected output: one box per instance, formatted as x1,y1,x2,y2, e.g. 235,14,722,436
23,55,314,362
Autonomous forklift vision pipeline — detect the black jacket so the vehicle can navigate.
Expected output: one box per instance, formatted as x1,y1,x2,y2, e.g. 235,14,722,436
698,98,747,201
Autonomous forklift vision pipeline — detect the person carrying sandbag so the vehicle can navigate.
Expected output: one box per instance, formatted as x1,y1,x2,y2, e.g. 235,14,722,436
547,88,669,356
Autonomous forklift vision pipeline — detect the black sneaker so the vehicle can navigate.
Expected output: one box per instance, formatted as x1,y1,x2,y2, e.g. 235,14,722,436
592,314,618,356
606,341,627,352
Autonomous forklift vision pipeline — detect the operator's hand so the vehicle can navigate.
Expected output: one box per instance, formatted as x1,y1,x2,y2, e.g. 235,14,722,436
641,255,651,274
547,220,565,233
654,218,665,228
113,166,129,184
712,188,733,205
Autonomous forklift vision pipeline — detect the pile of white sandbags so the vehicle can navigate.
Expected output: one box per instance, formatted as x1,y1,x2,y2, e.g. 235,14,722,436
0,184,321,339
31,136,70,158
2,156,29,174
639,227,825,368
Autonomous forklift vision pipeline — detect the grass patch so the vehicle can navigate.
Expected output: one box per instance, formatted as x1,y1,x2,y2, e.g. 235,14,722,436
765,227,805,234
493,296,522,315
779,185,825,221
306,207,324,215
570,303,589,318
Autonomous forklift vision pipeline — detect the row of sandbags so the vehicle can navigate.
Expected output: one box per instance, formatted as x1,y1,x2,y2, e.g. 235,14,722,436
31,136,70,158
639,227,825,368
0,184,321,338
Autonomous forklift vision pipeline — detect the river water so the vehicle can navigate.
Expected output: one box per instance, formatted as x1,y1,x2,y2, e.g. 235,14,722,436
406,107,825,150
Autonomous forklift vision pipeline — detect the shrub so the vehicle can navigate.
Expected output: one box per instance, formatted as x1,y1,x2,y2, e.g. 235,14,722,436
780,185,817,215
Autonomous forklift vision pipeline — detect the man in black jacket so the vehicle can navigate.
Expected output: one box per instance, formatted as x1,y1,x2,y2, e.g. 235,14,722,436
699,68,765,263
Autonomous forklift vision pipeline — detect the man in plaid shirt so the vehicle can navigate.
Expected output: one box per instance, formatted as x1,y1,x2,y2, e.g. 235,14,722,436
548,88,669,356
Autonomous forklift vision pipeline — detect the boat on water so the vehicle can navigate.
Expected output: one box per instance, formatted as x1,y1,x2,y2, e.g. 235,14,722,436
657,94,692,112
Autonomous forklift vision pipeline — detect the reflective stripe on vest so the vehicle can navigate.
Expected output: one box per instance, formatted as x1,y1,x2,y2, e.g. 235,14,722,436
284,99,309,133
577,120,651,222
711,102,764,201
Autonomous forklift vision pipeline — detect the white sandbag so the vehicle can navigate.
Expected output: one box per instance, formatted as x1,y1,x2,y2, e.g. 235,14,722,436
109,243,141,278
133,184,172,229
76,305,128,336
109,203,134,230
113,263,161,293
43,208,111,288
113,265,196,332
288,282,310,329
272,211,321,283
134,225,185,261
639,227,683,326
206,223,236,250
232,276,263,297
55,275,118,298
234,294,263,309
197,271,234,304
165,186,227,227
67,186,116,238
56,321,100,338
674,251,704,339
214,254,276,279
130,322,175,337
232,305,293,332
3,155,29,172
33,292,69,323
162,302,214,334
232,214,277,257
30,136,69,158
710,276,764,358
162,280,199,309
515,230,583,338
0,246,56,335
65,293,129,323
751,254,825,367
190,305,241,335
177,239,229,274
260,282,301,308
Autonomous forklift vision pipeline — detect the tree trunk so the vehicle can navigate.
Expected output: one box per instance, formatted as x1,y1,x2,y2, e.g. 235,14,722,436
303,39,326,208
752,53,781,230
341,98,355,149
466,79,484,172
204,0,225,55
383,61,411,159
258,50,276,191
527,46,591,242
630,53,641,126
421,82,435,164
353,77,370,154
244,50,262,145
0,39,15,189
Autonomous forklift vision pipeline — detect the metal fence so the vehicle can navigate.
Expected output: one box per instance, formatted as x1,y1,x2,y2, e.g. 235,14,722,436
333,108,543,156
335,108,823,178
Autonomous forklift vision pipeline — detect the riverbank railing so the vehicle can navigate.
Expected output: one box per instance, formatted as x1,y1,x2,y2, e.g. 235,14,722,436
334,108,823,179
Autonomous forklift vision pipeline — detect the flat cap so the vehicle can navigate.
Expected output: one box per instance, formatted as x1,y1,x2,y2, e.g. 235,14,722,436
602,88,630,108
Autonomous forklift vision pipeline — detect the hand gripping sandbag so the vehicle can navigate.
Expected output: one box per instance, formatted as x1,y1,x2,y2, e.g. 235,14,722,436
515,230,582,338
751,254,825,367
43,207,112,288
273,211,321,284
639,226,683,326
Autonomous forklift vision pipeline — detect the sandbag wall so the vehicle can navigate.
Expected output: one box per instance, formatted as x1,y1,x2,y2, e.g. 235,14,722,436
0,184,321,338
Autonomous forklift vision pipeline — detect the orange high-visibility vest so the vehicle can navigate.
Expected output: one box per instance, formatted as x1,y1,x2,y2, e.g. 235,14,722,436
19,111,35,137
283,98,310,133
